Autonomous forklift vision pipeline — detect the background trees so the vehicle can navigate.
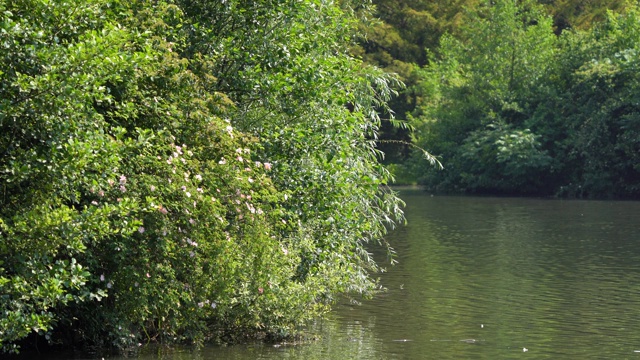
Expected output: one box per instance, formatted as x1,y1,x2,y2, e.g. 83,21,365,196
410,0,557,194
389,0,639,199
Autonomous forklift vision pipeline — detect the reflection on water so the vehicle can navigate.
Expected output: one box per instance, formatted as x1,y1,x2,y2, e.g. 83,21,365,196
335,191,640,359
40,191,640,359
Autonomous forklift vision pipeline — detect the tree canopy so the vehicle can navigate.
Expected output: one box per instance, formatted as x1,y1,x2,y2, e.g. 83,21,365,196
409,0,640,198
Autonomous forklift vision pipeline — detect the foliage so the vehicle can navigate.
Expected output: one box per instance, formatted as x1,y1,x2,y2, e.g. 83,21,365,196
540,0,630,33
356,0,635,176
0,0,403,353
411,0,556,194
410,0,640,198
529,5,640,198
353,0,481,164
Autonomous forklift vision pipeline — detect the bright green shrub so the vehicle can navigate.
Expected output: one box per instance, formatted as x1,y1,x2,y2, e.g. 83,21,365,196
1,0,404,353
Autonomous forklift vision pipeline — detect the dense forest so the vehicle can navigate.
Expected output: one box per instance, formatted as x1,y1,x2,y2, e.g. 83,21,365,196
365,0,639,199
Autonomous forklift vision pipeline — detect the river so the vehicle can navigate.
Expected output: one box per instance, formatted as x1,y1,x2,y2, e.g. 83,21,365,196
37,190,640,359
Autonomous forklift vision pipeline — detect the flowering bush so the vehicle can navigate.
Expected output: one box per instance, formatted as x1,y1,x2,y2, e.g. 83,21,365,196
0,0,403,353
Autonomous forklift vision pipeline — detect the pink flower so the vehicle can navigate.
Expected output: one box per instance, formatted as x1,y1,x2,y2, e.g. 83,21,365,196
258,287,264,294
119,185,126,192
138,226,145,234
119,175,127,185
100,274,105,282
150,185,156,192
146,273,151,278
264,162,272,170
158,206,168,214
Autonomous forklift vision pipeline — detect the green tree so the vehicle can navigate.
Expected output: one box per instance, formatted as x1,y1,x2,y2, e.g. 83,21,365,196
412,0,556,194
529,5,640,198
354,0,479,166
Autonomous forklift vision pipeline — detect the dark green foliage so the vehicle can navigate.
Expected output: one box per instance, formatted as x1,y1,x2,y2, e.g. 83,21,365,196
0,0,403,353
530,6,640,198
353,0,479,166
540,0,630,33
411,0,640,198
412,0,556,194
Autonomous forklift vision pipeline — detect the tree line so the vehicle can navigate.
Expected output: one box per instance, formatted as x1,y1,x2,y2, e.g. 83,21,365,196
365,0,639,199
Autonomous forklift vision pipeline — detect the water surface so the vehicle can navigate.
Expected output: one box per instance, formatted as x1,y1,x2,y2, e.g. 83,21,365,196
42,191,640,359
